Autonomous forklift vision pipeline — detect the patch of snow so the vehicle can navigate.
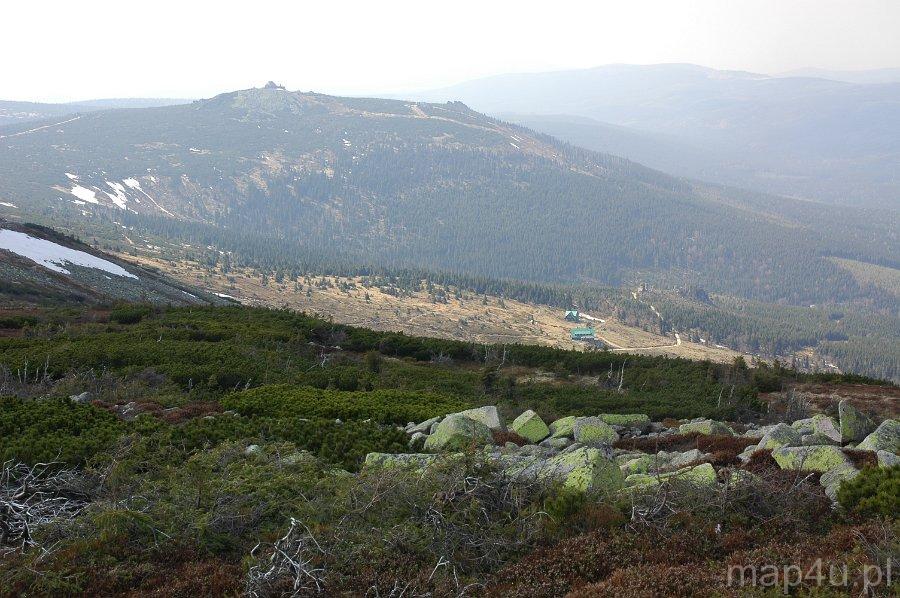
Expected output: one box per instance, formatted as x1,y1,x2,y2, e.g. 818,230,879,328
105,181,128,209
0,229,138,279
181,290,198,299
214,292,237,299
70,185,99,204
65,172,79,180
0,202,17,208
509,142,519,149
122,177,174,217
580,313,605,323
70,199,86,206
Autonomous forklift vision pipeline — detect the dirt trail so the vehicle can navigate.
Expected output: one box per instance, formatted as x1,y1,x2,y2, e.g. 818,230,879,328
0,115,82,139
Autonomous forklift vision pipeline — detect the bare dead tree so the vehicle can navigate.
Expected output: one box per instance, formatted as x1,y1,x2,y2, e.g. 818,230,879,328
0,460,95,555
617,359,627,393
246,517,326,597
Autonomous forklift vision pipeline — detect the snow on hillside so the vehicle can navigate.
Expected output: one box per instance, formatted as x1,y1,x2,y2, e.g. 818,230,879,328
105,181,129,209
70,185,99,204
0,228,138,279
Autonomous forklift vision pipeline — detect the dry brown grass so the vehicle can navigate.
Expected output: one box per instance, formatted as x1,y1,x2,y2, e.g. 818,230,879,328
118,252,753,366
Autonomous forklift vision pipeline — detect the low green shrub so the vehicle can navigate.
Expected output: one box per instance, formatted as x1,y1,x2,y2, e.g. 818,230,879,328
109,304,153,324
837,465,900,519
0,397,124,465
222,384,469,425
163,414,409,470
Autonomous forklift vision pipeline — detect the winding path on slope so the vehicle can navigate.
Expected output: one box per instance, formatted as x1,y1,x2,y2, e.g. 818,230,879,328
0,115,83,139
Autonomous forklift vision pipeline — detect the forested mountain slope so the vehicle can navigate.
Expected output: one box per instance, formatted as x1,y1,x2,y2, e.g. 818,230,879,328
0,85,896,308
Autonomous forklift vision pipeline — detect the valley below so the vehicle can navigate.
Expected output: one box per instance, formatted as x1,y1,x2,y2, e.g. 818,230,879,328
120,251,753,364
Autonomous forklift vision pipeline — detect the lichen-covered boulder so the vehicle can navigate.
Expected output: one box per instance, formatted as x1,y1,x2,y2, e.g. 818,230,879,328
408,431,427,449
678,419,734,436
666,448,706,470
771,445,852,472
876,450,899,467
599,413,651,431
801,432,839,446
737,444,758,463
742,424,778,439
510,410,550,443
856,419,899,453
790,417,815,434
838,400,875,444
498,454,545,479
540,436,572,450
424,414,494,451
792,415,840,443
819,464,860,502
573,417,619,445
620,454,654,475
549,415,577,438
364,452,442,470
625,463,717,488
811,415,842,443
517,444,556,457
542,447,625,493
457,406,505,431
757,423,802,450
407,416,441,435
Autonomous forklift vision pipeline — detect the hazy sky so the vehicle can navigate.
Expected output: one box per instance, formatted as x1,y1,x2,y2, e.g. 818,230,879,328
4,0,899,102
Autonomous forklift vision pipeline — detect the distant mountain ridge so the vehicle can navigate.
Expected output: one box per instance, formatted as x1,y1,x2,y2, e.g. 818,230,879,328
0,98,191,127
0,85,896,309
776,67,900,85
408,64,900,209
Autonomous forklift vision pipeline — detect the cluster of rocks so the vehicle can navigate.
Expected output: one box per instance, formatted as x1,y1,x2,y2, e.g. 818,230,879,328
369,401,899,501
373,408,717,494
736,401,899,499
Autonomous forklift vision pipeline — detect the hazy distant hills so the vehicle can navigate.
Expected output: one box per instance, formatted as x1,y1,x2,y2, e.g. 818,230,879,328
0,85,896,307
411,64,900,209
0,98,191,127
776,67,900,85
